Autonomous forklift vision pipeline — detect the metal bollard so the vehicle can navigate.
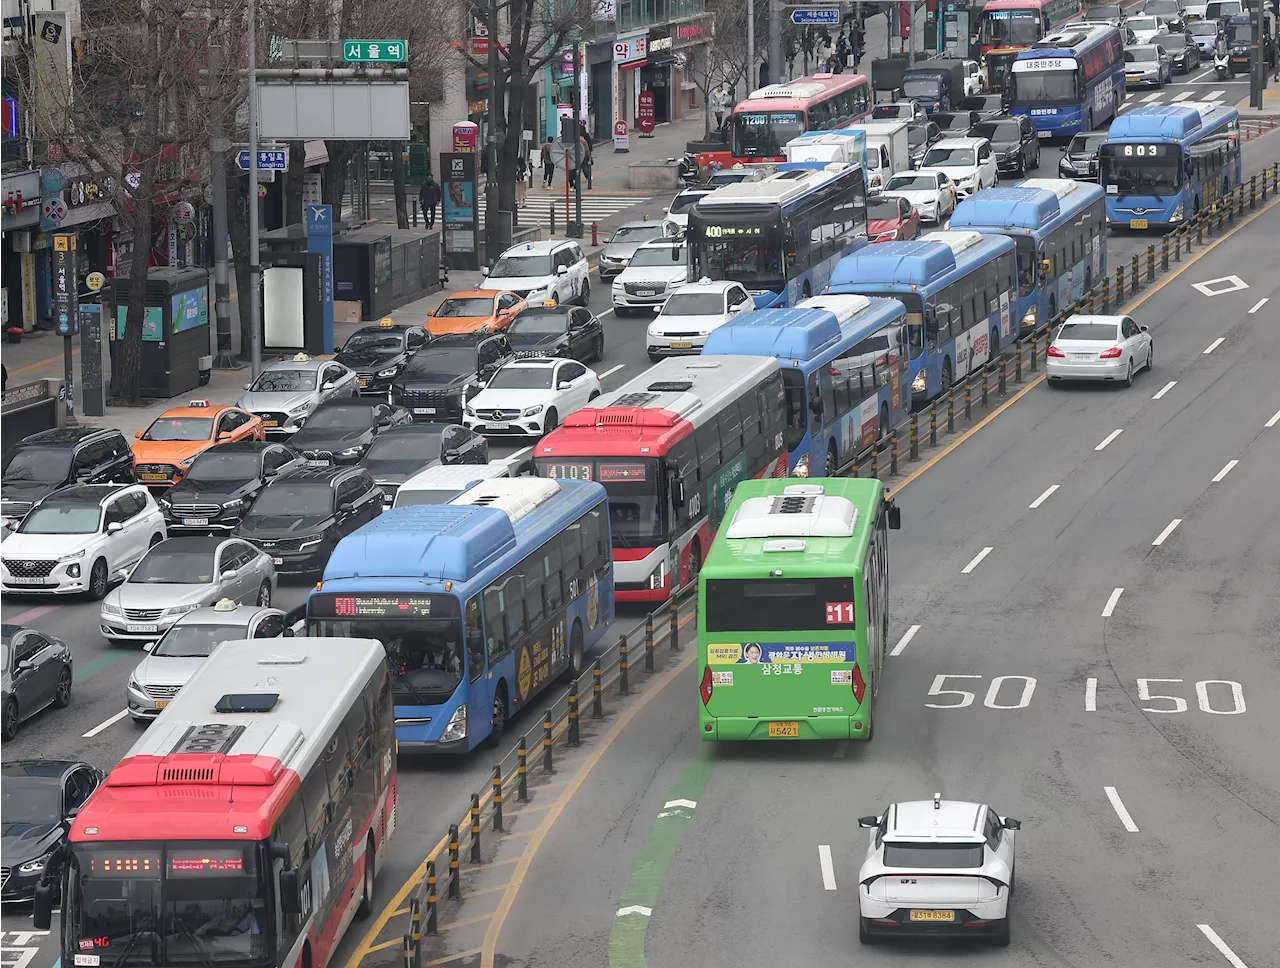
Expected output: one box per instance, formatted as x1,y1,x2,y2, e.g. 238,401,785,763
542,709,554,773
964,378,972,420
1197,216,1203,245
549,203,556,236
410,898,421,968
403,934,412,968
1088,288,1097,315
909,413,919,460
870,443,879,478
1030,333,1038,372
567,679,581,746
1146,245,1155,283
469,793,481,863
1101,277,1110,314
619,634,630,695
593,658,603,716
1130,254,1139,292
492,765,504,831
998,357,1006,396
851,451,860,478
1161,236,1169,271
644,614,655,672
1174,228,1182,262
981,368,989,407
1015,341,1023,382
425,861,438,934
947,387,955,432
890,430,898,475
1263,170,1269,201
411,199,419,228
929,403,937,446
1236,186,1244,218
448,824,461,898
517,735,529,802
668,598,679,651
1250,174,1257,210
1115,266,1124,303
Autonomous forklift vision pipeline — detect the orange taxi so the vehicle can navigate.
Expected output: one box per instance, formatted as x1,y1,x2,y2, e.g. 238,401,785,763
131,398,265,487
425,288,527,338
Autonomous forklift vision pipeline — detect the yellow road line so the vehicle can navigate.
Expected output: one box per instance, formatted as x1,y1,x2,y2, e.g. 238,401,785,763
438,912,496,932
422,948,483,967
461,883,510,900
363,938,403,954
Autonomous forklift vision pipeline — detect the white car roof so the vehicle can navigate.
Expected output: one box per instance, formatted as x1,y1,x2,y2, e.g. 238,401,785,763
668,279,737,294
498,357,561,369
499,239,576,256
635,237,686,250
888,169,940,181
887,799,986,840
929,136,985,149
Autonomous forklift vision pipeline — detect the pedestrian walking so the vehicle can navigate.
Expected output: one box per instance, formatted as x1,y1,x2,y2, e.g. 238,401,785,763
579,132,594,189
514,155,528,207
712,84,732,132
418,173,441,229
541,137,555,188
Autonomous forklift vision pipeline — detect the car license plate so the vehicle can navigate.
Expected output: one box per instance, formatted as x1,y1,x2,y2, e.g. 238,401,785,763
305,459,330,467
262,419,279,428
9,576,46,585
154,700,169,709
359,378,369,388
1072,353,1093,361
127,624,159,633
1037,130,1051,139
413,407,437,415
909,910,955,922
669,341,694,349
1129,218,1149,229
139,473,169,481
272,556,283,565
182,517,209,526
767,721,800,738
636,290,657,297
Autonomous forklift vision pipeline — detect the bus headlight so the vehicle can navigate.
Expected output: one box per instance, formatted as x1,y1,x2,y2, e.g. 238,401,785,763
440,705,468,742
1022,304,1038,328
911,371,927,393
646,561,668,589
792,453,811,478
1170,202,1184,222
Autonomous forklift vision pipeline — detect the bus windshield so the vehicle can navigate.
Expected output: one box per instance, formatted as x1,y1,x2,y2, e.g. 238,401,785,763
1100,142,1182,196
691,223,784,291
732,111,805,158
980,8,1042,47
537,458,667,546
1010,69,1078,105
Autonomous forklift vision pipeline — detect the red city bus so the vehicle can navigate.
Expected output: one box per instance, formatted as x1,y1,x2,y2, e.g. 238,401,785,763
534,356,790,603
36,637,397,968
976,0,1083,55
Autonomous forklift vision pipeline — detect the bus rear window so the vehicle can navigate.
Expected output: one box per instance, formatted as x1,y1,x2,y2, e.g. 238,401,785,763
704,577,857,632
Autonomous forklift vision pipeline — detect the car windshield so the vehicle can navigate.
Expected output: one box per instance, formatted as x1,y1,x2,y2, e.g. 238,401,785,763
17,505,100,534
661,292,724,315
142,417,213,441
907,125,931,146
185,451,262,482
342,332,404,358
882,842,986,869
1086,4,1123,18
1069,133,1107,153
872,104,906,118
508,310,567,336
1,781,61,823
1156,32,1189,48
1127,47,1159,60
129,549,217,585
1,446,72,483
487,366,555,390
971,121,1019,143
885,174,936,191
152,623,244,658
489,253,552,277
1146,0,1181,14
1129,17,1159,30
248,483,334,518
249,368,316,391
934,114,972,131
435,296,494,317
1057,322,1121,341
923,146,975,167
610,225,664,243
365,431,444,464
1190,22,1218,34
668,192,710,215
403,348,476,382
629,245,685,267
866,196,902,220
305,406,374,430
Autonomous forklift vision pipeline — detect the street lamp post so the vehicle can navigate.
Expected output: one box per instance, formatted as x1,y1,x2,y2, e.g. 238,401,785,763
246,0,262,377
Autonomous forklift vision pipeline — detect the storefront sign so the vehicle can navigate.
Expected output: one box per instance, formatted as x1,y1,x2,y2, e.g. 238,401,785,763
673,17,712,46
452,121,479,153
67,175,114,208
614,34,647,66
637,92,656,134
613,119,630,152
648,26,673,54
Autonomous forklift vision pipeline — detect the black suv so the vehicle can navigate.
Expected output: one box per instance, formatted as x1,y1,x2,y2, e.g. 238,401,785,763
235,466,382,577
335,322,430,396
390,332,513,423
2,428,134,528
970,116,1040,177
160,441,305,533
506,305,605,363
289,399,415,466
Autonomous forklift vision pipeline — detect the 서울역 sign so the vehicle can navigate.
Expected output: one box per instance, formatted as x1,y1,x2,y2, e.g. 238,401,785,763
342,40,407,62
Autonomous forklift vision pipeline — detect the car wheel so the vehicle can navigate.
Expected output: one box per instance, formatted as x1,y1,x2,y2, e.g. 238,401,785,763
592,332,605,363
578,277,591,306
1146,343,1154,372
149,532,163,548
88,558,109,600
54,667,72,708
1047,376,1062,388
1032,145,1041,169
257,581,272,607
588,390,601,401
1123,359,1134,388
648,352,662,363
542,408,558,437
2,698,18,742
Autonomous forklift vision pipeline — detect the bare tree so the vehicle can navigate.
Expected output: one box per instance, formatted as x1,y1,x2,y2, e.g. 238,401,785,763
685,0,758,137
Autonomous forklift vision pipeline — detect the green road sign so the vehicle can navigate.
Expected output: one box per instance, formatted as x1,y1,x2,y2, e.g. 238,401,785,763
342,40,407,62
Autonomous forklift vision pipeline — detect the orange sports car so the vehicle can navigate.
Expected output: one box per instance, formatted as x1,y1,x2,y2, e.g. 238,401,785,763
131,399,264,487
425,288,527,337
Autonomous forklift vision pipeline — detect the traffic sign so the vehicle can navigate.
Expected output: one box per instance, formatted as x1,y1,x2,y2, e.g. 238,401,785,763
791,7,841,24
42,196,67,223
342,40,407,62
237,149,288,170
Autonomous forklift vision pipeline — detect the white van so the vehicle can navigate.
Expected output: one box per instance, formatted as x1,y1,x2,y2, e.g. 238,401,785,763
392,461,513,508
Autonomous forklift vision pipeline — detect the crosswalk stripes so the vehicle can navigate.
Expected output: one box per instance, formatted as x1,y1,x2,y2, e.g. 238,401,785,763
478,192,654,230
1119,88,1234,112
1171,91,1193,101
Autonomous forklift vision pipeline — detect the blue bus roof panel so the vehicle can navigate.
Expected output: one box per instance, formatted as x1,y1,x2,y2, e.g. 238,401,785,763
1107,105,1204,140
951,188,1061,229
828,234,1014,290
701,298,906,361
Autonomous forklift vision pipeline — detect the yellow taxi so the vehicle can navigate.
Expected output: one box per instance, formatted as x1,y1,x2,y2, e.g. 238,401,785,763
131,399,265,487
425,288,527,338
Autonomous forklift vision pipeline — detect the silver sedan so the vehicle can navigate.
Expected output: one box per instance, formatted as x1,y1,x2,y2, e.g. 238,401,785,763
99,535,277,645
1046,314,1154,387
236,354,359,437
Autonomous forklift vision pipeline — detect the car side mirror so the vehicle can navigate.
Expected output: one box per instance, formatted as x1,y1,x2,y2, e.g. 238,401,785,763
107,521,124,533
143,641,156,652
279,868,302,915
1002,817,1022,830
243,382,253,391
557,381,573,390
134,430,143,439
1139,325,1149,333
283,627,295,637
670,477,686,508
220,569,238,581
556,265,569,276
339,501,355,513
322,381,336,391
218,431,233,441
481,266,490,276
16,659,34,673
857,815,880,828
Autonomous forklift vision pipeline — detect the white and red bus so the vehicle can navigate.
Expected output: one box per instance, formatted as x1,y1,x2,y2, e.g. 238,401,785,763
38,637,396,968
534,356,790,603
976,0,1083,55
699,73,873,172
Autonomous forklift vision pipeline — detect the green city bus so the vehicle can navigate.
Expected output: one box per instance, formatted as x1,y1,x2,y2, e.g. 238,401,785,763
696,478,900,741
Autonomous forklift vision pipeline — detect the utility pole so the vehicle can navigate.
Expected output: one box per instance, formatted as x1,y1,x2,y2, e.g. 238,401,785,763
769,0,782,86
246,0,262,377
570,41,584,238
1250,0,1264,109
485,0,501,267
208,45,238,369
748,0,756,89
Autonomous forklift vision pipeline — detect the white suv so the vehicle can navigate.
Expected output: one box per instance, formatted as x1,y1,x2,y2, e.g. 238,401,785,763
857,793,1020,946
919,136,999,198
646,279,753,360
1,484,167,598
611,238,690,316
464,358,602,438
484,239,591,308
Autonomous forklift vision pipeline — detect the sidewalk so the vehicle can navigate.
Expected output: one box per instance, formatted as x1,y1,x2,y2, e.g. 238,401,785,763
1235,83,1280,115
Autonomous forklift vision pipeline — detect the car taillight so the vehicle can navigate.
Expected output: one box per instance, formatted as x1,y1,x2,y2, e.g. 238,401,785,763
1046,345,1066,358
851,663,866,704
700,665,714,706
1098,346,1123,359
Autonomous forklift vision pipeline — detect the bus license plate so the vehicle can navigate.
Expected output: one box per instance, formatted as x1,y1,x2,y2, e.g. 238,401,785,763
182,517,209,526
910,910,955,922
154,700,169,709
127,624,159,633
669,342,693,349
767,721,800,738
1129,218,1148,229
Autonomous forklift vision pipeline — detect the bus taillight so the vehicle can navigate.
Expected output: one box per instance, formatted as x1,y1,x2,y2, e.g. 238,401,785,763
700,665,714,706
851,663,866,704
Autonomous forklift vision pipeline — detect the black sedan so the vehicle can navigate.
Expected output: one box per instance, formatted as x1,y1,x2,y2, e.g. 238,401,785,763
159,440,305,533
289,399,415,466
335,322,430,396
360,424,490,506
1154,30,1202,72
1058,130,1108,180
2,625,73,742
932,110,982,137
1,760,103,900
506,305,605,363
970,117,1040,177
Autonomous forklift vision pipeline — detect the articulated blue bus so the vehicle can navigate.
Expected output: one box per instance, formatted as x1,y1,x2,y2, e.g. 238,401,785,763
1101,103,1242,230
688,162,868,309
700,295,909,477
826,231,1018,408
1009,23,1125,138
307,477,614,752
950,177,1107,333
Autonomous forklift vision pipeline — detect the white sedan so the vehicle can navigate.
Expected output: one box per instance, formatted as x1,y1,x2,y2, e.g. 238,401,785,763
882,171,955,224
646,279,754,361
464,357,602,438
1046,314,1154,387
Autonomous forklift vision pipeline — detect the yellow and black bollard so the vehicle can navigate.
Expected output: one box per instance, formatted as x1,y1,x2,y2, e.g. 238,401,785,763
542,709,554,773
668,598,679,651
492,765,504,831
469,793,481,863
1146,245,1155,283
909,413,919,461
567,679,580,746
644,614,655,672
890,430,899,475
593,658,604,716
929,403,938,446
516,735,529,802
425,861,438,934
619,634,630,695
448,824,461,898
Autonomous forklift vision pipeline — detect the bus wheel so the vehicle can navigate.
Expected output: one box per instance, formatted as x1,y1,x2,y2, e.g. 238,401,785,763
355,835,375,919
825,443,839,477
1048,296,1058,325
487,686,509,747
568,622,586,678
878,404,890,441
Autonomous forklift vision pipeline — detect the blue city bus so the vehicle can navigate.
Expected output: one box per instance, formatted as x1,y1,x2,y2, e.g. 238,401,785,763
307,477,614,752
688,163,868,309
1101,103,1242,230
1008,24,1125,138
700,295,909,477
950,177,1107,333
825,231,1018,408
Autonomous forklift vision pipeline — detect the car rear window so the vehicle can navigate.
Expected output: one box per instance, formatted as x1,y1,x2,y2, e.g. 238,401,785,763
1057,322,1120,341
883,842,985,869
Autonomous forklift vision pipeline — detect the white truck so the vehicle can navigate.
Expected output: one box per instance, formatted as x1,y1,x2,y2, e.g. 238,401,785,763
841,119,911,194
781,129,868,170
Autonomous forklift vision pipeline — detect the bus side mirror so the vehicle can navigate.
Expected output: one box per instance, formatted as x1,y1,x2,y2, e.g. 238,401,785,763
279,868,302,915
886,503,901,530
32,882,54,929
671,477,686,508
1039,259,1051,275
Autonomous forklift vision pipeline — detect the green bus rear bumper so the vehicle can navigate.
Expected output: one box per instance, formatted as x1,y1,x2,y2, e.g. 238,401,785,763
699,713,870,741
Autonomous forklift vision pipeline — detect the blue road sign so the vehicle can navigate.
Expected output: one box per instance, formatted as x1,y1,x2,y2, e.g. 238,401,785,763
791,7,841,25
237,149,288,170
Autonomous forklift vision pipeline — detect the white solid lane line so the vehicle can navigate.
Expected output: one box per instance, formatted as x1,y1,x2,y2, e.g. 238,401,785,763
1203,337,1226,354
1248,297,1269,314
818,845,838,891
1104,786,1140,832
599,363,626,379
1102,587,1125,618
83,709,129,738
1085,678,1098,712
1028,484,1059,509
1152,519,1183,546
890,624,921,657
960,547,993,574
1211,460,1238,483
1267,408,1280,428
1152,380,1177,400
1197,925,1252,968
1095,429,1124,451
